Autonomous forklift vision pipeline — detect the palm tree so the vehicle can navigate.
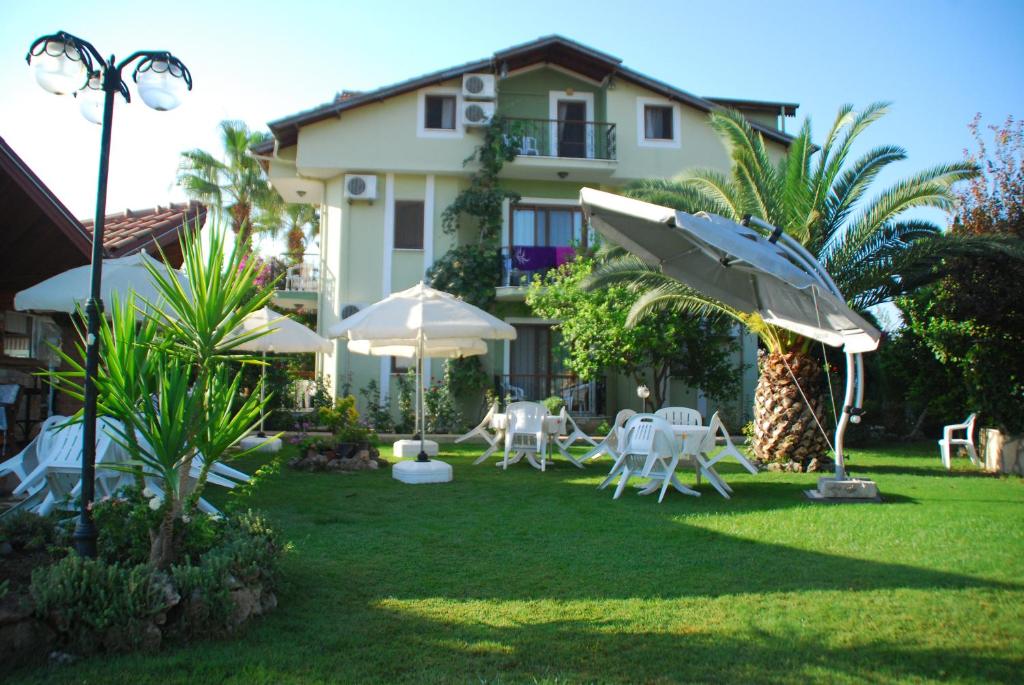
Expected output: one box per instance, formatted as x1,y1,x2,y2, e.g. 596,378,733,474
178,120,280,251
590,103,997,469
276,203,319,264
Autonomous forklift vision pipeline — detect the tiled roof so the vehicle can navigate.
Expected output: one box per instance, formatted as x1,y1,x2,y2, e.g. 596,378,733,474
81,201,207,257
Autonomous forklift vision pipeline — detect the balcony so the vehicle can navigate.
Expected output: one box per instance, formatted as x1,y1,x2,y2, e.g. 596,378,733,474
269,253,319,312
497,373,605,417
501,117,618,181
497,245,579,299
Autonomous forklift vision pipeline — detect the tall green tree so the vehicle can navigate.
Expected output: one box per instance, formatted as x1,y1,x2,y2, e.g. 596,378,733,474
589,103,1013,469
178,120,281,252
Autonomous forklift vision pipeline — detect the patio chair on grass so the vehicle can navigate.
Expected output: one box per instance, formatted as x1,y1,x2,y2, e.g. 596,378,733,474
457,403,504,465
684,418,734,499
502,401,550,471
551,407,596,467
583,409,635,462
655,406,703,427
599,414,699,503
701,412,759,476
938,413,979,469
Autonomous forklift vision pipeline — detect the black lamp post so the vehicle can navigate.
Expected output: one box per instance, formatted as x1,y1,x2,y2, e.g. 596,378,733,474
25,31,192,558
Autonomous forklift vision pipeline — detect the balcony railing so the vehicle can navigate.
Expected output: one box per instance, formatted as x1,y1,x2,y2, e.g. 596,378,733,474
268,254,319,292
497,373,605,416
502,117,616,161
500,245,579,288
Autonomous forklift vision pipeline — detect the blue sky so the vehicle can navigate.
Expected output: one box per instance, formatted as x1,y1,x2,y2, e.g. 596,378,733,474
2,0,1022,248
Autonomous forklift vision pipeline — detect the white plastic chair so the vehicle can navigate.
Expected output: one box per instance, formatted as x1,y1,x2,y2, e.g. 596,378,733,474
655,406,703,427
582,409,635,462
701,412,759,477
457,403,504,465
938,413,979,469
550,407,595,468
501,401,550,471
599,414,699,502
685,417,735,499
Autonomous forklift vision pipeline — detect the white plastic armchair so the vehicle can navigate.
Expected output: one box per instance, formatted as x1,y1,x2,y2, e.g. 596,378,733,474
502,401,550,471
599,414,699,502
685,414,736,499
701,412,758,476
655,406,703,427
582,409,635,462
938,413,979,469
457,403,503,465
550,407,595,468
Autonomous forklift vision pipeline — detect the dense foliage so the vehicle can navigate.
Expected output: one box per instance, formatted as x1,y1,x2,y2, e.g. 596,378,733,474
527,254,741,409
902,116,1024,433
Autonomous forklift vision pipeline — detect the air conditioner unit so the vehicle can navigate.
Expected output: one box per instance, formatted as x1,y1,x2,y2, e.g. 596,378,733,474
462,101,495,127
344,174,377,202
462,73,496,99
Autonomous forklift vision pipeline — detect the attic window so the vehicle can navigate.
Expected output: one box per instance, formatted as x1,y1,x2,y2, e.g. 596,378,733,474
644,105,673,140
424,95,456,130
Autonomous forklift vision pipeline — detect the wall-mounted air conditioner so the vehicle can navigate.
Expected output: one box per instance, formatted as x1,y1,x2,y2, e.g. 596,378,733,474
462,101,496,127
462,73,496,99
344,174,377,202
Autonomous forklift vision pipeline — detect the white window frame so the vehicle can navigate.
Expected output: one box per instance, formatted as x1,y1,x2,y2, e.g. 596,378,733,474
636,96,681,148
548,90,595,158
417,88,463,139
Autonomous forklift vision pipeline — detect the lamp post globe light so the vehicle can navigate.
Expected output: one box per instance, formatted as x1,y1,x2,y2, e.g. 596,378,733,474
637,384,650,413
25,31,192,558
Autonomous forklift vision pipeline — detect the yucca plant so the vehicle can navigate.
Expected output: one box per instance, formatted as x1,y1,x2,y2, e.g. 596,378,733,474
50,226,277,567
588,103,1018,469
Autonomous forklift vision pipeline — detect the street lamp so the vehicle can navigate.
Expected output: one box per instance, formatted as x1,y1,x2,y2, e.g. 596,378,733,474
636,384,650,413
25,31,192,558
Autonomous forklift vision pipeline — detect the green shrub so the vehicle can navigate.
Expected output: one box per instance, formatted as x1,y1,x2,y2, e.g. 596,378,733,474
31,555,172,652
319,395,377,442
0,511,67,552
542,396,565,415
358,380,395,433
169,555,233,638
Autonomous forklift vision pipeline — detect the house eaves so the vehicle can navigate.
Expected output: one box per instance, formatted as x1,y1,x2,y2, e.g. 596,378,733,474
256,34,800,153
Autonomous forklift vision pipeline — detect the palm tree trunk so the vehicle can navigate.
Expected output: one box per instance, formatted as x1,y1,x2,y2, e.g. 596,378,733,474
752,349,832,470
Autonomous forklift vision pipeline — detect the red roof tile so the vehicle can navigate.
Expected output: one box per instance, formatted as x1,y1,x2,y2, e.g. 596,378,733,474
81,201,207,258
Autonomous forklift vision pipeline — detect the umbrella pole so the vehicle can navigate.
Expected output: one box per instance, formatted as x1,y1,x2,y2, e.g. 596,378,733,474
417,334,429,462
258,352,266,437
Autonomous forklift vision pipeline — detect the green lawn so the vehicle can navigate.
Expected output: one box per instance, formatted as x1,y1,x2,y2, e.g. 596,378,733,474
11,442,1024,684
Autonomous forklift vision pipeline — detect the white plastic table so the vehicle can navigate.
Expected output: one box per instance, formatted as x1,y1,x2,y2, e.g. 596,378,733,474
488,412,586,469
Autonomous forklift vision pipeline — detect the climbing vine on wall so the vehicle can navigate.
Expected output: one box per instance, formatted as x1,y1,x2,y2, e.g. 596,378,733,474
428,117,520,309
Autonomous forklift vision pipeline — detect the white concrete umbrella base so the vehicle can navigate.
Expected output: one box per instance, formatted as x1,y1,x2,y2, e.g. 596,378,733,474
240,435,282,453
393,439,439,458
392,459,452,484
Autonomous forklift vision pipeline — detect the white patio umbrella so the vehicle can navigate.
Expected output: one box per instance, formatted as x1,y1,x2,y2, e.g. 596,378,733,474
231,306,331,437
579,188,881,488
14,251,189,315
328,282,516,479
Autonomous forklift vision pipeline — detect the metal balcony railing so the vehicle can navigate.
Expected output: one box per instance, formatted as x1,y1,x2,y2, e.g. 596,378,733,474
270,254,319,292
502,117,617,161
497,373,605,416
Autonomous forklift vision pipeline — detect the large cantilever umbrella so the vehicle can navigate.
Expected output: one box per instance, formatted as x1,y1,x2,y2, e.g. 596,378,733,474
327,282,516,483
579,188,880,487
231,306,331,438
14,251,189,315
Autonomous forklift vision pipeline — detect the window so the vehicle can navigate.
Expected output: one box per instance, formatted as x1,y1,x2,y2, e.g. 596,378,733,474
1,311,34,359
644,105,673,140
510,205,585,248
391,356,413,373
394,201,424,250
424,95,456,130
